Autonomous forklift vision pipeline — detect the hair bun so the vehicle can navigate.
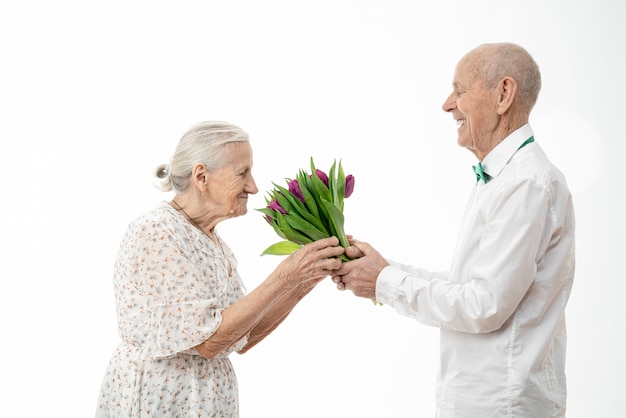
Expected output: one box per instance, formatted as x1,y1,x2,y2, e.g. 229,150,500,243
152,163,173,192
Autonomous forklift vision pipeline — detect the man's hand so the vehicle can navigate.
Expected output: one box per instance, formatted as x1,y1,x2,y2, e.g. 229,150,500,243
331,239,389,299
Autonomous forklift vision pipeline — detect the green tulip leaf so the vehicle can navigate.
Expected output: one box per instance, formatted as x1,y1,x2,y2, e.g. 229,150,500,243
336,160,346,210
256,207,277,221
276,211,312,245
296,169,321,219
322,199,349,248
283,214,328,241
261,241,302,256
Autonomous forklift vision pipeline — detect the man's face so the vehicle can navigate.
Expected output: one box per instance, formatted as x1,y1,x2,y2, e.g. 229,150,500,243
442,55,499,158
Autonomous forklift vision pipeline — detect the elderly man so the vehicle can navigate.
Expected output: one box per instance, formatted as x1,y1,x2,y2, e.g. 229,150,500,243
334,43,575,417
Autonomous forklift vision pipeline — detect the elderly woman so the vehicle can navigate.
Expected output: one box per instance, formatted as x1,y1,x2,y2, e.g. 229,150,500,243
96,121,344,417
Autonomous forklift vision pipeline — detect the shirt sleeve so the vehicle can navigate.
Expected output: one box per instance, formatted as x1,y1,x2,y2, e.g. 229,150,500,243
376,179,551,333
114,216,247,360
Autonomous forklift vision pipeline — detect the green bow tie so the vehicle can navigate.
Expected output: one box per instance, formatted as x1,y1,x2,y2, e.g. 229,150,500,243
472,136,535,185
473,162,488,184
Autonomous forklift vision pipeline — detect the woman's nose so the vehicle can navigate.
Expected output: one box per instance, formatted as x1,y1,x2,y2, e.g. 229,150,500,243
247,177,259,195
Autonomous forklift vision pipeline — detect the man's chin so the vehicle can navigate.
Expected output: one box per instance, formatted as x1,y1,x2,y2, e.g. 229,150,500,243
457,137,471,149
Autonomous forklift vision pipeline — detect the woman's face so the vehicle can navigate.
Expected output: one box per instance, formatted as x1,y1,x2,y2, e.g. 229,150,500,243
205,142,258,219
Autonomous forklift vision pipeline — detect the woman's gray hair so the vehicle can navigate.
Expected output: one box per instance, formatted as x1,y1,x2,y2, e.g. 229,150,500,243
153,121,249,193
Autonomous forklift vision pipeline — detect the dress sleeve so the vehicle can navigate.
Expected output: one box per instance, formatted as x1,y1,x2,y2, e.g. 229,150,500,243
376,179,550,333
114,216,246,360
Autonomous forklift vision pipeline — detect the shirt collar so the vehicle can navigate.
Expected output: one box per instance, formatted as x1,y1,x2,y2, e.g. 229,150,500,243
481,123,534,179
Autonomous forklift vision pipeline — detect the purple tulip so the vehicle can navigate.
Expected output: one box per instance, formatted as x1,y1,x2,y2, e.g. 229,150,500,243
344,174,355,198
288,179,305,202
268,198,287,214
315,169,329,187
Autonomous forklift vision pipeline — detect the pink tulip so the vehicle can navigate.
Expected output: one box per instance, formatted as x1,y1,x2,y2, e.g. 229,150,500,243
345,174,355,198
288,179,305,202
268,198,286,214
315,169,329,187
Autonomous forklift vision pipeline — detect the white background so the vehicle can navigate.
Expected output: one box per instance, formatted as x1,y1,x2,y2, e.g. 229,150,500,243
2,1,624,417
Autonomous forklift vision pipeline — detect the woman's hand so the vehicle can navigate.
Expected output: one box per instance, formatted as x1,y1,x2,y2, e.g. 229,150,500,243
274,236,345,289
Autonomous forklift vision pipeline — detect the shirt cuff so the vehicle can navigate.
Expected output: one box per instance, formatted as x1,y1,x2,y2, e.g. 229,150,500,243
375,265,412,306
375,264,441,328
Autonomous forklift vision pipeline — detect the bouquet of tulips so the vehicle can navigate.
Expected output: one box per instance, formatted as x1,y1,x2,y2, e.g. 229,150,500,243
257,158,354,259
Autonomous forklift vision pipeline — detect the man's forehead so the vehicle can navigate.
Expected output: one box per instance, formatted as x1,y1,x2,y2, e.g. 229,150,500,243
453,54,483,84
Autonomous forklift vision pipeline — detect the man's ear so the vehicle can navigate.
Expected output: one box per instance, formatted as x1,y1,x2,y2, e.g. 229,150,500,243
496,76,517,115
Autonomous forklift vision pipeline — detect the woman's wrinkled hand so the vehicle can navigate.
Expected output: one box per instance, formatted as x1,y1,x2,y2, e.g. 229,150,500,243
275,236,345,289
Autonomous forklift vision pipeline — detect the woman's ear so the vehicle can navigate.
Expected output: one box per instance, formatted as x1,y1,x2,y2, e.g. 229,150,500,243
496,76,517,115
191,163,208,193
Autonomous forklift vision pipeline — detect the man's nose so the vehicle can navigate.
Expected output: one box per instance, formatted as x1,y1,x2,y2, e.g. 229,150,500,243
442,92,456,112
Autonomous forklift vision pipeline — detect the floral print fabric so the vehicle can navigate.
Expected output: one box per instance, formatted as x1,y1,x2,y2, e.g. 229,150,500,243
96,202,247,417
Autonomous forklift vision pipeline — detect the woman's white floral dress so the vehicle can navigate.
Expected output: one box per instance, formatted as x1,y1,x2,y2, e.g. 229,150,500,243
96,202,248,417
